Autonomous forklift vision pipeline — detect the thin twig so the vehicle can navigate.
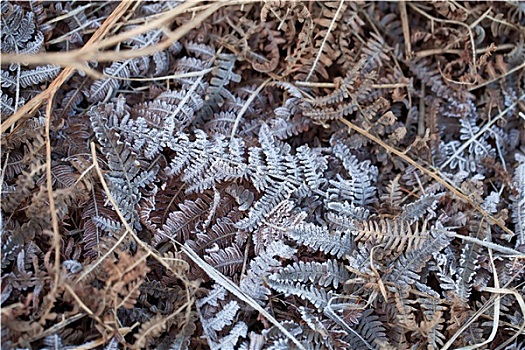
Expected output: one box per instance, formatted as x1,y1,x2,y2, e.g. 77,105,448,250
414,43,515,58
418,82,425,137
398,1,412,60
295,81,409,89
44,91,61,296
305,0,345,81
63,284,112,331
230,78,271,140
440,231,524,257
469,61,525,91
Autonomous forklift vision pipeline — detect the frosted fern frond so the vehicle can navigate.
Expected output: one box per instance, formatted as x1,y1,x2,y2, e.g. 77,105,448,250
191,217,239,252
204,244,244,276
92,216,122,234
1,4,44,55
385,226,450,287
18,65,61,88
248,124,294,191
159,194,216,244
237,182,295,231
299,306,329,336
454,241,483,302
88,30,166,102
197,284,227,309
184,41,215,60
239,125,317,230
414,283,447,348
124,89,204,159
205,300,239,333
166,130,248,193
89,100,157,227
206,53,242,104
240,240,296,303
0,92,16,117
346,243,375,278
197,283,248,349
267,280,333,310
225,184,254,211
399,193,443,223
330,143,378,206
270,259,349,288
208,322,248,350
262,321,303,350
1,65,61,90
326,201,370,236
482,191,500,214
380,175,404,212
88,60,131,103
288,223,353,259
296,145,328,191
347,309,389,350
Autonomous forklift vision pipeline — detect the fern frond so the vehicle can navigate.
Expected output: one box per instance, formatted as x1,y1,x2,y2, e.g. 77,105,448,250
240,240,296,303
237,183,294,231
299,307,328,334
354,218,430,253
346,309,389,350
208,322,248,350
296,145,328,191
415,283,447,348
327,201,370,229
288,223,353,259
88,61,130,103
385,226,450,287
303,102,359,121
268,280,333,310
1,4,43,54
204,244,244,276
360,32,391,72
399,193,443,223
167,311,197,350
205,300,240,333
19,65,61,88
331,143,378,206
134,313,171,349
206,53,242,104
380,175,404,212
0,92,16,117
271,259,349,288
159,195,214,244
